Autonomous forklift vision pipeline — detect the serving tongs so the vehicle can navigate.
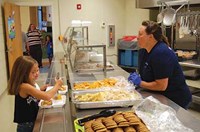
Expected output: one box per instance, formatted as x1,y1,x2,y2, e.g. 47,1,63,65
78,109,116,125
56,72,60,94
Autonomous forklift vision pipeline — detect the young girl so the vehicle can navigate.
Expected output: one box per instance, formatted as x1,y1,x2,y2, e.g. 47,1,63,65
7,56,63,132
45,35,53,67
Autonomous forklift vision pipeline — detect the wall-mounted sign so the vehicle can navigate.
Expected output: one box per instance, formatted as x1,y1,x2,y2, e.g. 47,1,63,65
8,16,16,39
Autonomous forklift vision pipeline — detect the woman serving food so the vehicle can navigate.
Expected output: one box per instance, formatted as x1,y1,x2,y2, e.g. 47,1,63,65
128,20,192,109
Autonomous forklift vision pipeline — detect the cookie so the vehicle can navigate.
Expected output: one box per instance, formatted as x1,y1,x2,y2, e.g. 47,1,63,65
85,128,95,132
113,115,127,124
118,121,130,127
84,120,94,130
124,126,136,132
96,128,107,132
135,123,150,132
91,121,106,131
112,127,124,132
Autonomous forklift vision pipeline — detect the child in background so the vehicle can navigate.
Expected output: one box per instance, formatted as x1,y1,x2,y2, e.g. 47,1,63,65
7,56,63,132
45,35,53,67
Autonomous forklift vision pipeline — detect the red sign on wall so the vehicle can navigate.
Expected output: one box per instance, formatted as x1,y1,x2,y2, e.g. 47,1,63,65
77,4,81,10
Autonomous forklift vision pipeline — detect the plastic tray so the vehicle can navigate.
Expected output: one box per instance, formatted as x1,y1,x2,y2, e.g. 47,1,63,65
38,95,66,108
46,85,68,95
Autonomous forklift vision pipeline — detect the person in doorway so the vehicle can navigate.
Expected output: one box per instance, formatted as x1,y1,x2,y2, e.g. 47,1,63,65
7,56,63,132
45,35,53,67
26,24,43,68
128,20,192,109
22,31,29,56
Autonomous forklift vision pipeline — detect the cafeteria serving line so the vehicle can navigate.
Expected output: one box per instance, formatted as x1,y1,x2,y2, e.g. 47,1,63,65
1,0,200,132
33,53,200,132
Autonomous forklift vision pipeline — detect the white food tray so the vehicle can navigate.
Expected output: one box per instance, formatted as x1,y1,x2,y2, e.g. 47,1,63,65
46,85,68,94
38,95,66,108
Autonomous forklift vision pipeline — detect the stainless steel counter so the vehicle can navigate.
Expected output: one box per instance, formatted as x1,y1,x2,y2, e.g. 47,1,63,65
68,63,200,132
34,57,200,132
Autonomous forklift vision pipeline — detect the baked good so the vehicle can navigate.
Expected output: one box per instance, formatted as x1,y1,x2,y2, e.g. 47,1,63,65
82,111,149,132
41,100,52,106
53,94,62,100
59,85,66,91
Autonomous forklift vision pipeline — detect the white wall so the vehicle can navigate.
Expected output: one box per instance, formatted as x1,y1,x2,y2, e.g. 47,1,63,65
46,6,52,22
20,6,30,33
58,0,149,64
125,0,150,35
59,0,128,63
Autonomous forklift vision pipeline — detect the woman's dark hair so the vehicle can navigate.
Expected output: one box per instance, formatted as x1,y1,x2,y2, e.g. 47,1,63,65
142,20,169,46
27,23,34,32
7,56,38,95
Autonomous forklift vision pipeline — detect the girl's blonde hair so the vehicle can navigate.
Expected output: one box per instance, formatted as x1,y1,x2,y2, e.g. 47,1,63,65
8,56,38,95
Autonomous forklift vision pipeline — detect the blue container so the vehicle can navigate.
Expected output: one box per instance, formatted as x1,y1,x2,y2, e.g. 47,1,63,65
124,50,133,66
120,51,125,65
133,51,138,67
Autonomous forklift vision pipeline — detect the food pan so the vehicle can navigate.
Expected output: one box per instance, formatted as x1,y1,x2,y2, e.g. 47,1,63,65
72,76,134,91
72,89,142,109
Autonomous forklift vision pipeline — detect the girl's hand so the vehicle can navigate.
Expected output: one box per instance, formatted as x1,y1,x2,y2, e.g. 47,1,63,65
55,78,63,87
41,84,50,91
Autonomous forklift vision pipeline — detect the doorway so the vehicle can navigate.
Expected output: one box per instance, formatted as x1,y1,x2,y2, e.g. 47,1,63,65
20,6,53,68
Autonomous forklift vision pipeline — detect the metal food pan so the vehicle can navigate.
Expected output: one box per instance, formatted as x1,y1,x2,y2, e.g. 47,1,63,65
72,90,143,109
74,62,114,73
74,66,114,73
72,79,134,92
73,99,142,109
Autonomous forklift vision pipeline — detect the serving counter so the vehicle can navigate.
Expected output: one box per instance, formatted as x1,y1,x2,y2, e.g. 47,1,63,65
33,57,200,132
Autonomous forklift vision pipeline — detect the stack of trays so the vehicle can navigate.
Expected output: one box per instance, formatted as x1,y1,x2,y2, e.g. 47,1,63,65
71,76,143,109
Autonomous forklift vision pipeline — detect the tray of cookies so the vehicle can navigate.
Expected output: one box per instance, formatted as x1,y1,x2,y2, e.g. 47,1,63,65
72,76,134,91
38,94,66,108
46,85,68,95
72,89,142,109
74,111,150,132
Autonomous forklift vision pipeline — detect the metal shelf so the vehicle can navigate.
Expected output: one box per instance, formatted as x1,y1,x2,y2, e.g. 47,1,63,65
118,65,138,69
179,59,200,69
186,79,200,89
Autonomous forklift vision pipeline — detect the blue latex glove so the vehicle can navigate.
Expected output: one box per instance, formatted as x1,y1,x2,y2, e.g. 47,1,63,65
128,72,142,86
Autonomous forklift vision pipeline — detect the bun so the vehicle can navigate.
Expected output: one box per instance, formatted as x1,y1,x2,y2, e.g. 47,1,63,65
41,100,52,106
54,94,62,100
59,85,66,91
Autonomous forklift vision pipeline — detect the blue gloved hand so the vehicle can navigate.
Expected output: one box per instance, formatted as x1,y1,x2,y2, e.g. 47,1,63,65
128,72,142,86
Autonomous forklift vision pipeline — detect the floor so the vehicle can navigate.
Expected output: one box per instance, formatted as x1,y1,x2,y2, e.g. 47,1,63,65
37,59,50,86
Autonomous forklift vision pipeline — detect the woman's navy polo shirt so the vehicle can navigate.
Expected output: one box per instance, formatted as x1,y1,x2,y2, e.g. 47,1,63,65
138,41,192,108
